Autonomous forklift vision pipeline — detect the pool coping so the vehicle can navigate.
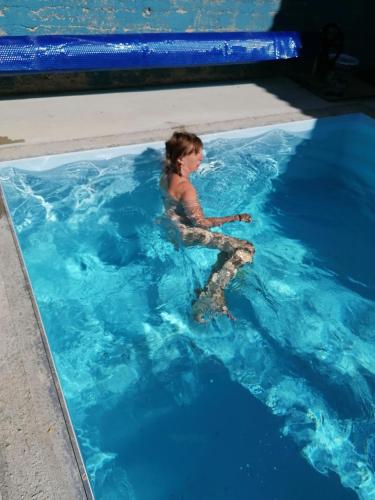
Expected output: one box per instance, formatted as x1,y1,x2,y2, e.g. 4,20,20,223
1,108,374,173
0,79,374,498
0,187,93,500
1,101,374,163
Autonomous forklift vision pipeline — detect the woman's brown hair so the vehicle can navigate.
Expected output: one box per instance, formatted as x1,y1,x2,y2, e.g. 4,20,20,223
165,131,203,176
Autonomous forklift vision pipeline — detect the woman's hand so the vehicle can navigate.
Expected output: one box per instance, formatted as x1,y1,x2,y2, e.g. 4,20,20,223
238,213,252,223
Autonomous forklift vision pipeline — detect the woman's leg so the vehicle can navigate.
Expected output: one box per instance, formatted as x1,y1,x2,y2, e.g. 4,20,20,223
178,224,254,254
192,247,253,322
176,224,254,321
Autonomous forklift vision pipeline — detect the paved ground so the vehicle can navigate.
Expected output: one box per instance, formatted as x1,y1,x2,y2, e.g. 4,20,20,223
0,192,92,499
0,77,341,161
0,76,373,499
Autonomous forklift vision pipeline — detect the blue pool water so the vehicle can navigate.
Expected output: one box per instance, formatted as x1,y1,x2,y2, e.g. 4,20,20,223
1,114,374,499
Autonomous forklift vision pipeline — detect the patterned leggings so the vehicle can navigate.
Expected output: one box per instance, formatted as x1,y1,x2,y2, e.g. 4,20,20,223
175,222,255,322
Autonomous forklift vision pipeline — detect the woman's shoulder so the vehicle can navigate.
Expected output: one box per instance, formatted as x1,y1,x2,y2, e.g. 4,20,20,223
168,174,190,199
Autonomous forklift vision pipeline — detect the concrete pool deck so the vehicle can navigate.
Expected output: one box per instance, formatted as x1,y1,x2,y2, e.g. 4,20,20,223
0,76,374,499
3,76,374,161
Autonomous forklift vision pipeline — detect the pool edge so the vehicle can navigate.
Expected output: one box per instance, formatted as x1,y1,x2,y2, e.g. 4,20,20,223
1,101,374,162
0,186,94,500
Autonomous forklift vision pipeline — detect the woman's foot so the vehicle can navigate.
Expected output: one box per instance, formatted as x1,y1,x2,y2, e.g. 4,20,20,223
192,289,234,323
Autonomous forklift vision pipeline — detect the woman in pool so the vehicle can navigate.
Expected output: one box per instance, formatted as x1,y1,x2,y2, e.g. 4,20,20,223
161,131,255,322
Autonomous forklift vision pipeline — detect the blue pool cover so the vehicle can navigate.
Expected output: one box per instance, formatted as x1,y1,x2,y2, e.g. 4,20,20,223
0,32,302,74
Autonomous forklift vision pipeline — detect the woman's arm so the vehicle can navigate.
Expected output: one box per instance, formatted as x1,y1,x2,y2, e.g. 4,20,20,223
181,184,251,229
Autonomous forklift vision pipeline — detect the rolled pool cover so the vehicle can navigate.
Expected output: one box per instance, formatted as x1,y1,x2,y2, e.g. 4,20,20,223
0,32,301,74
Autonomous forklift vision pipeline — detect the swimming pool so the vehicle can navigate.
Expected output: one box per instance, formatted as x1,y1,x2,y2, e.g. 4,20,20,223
0,113,374,499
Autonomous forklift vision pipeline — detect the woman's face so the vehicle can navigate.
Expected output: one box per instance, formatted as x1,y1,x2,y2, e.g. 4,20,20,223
181,147,203,173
